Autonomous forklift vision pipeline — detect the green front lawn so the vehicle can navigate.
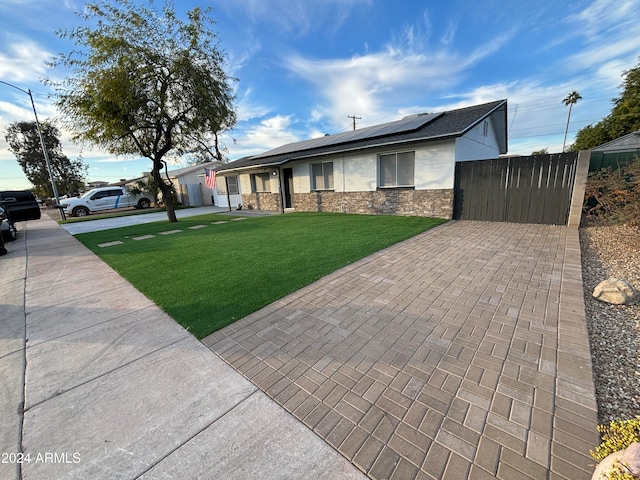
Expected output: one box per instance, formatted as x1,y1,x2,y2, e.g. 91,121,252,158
76,212,446,338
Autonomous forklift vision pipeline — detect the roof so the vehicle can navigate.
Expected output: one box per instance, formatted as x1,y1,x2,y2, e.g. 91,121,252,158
165,160,224,178
592,130,640,153
110,176,145,186
218,100,507,173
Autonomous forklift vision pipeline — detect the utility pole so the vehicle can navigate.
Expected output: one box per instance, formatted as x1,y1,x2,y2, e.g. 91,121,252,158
0,80,66,219
348,115,361,130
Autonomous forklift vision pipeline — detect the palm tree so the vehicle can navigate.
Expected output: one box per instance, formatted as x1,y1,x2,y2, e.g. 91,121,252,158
562,91,582,152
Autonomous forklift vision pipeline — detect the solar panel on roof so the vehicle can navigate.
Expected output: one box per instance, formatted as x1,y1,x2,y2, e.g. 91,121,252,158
381,113,441,135
251,111,443,160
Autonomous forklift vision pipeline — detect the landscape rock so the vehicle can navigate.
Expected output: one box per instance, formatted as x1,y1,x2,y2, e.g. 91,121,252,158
593,278,636,305
592,442,640,479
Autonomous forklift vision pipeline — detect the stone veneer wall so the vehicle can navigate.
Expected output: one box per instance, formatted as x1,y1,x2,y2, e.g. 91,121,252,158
293,189,454,218
242,192,281,212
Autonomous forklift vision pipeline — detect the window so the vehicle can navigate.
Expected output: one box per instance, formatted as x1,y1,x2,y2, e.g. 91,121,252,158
227,176,239,195
379,151,415,187
90,189,121,200
311,162,334,190
251,172,271,192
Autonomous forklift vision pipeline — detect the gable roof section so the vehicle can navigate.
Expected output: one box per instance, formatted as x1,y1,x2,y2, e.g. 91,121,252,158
218,99,507,172
592,130,640,153
165,160,224,178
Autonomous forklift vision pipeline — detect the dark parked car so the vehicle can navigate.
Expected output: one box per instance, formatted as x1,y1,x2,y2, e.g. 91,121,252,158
0,205,17,242
0,190,41,242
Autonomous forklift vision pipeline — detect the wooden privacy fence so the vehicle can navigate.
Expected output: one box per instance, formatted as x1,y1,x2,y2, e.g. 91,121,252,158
453,153,578,225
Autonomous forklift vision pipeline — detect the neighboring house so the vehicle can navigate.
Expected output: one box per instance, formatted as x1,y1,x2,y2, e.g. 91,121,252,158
216,100,507,218
110,176,146,188
164,161,223,206
590,130,640,171
87,180,110,188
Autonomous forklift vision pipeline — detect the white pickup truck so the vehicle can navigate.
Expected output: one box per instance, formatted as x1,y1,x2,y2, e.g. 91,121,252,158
59,187,153,217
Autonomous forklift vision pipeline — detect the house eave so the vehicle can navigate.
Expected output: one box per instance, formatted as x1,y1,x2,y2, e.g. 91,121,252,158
217,133,462,175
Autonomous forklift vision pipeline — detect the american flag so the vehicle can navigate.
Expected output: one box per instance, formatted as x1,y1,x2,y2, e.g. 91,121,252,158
204,168,217,190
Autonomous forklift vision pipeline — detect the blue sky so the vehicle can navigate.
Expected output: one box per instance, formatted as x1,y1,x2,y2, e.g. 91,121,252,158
1,0,639,190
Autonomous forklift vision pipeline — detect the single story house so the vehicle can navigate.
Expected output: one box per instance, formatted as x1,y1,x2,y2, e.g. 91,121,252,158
164,160,223,206
590,130,640,171
216,99,507,218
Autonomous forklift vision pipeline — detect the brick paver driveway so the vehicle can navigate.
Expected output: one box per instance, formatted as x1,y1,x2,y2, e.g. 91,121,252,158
204,221,599,480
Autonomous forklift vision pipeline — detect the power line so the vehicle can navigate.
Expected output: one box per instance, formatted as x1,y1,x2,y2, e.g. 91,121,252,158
347,115,362,130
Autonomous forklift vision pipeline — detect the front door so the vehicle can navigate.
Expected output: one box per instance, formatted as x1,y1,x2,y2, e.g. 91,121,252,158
283,168,294,208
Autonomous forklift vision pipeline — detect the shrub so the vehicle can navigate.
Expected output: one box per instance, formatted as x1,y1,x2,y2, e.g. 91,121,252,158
591,417,640,480
592,416,640,461
583,156,640,226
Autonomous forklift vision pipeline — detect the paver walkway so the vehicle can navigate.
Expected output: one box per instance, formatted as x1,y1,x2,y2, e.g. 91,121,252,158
204,221,600,480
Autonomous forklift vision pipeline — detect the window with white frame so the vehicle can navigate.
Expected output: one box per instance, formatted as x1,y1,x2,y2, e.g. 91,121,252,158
310,162,334,190
218,175,239,194
379,151,415,187
251,172,271,192
227,175,239,195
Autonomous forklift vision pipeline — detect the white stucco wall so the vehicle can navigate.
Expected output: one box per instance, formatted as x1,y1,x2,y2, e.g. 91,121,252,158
414,140,456,190
226,131,494,201
283,140,457,194
214,174,242,208
170,171,209,206
455,118,501,161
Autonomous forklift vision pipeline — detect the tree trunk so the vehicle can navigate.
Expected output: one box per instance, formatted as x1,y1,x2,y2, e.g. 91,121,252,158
563,104,574,153
151,163,178,222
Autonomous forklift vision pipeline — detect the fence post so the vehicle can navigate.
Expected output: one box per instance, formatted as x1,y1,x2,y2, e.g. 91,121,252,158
567,150,590,228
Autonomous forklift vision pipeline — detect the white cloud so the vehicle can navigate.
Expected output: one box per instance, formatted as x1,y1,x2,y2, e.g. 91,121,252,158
0,99,32,121
563,0,640,70
94,156,138,164
220,0,373,37
440,20,457,46
235,87,272,123
567,36,640,72
567,0,637,35
282,27,512,130
0,40,52,83
227,38,262,77
595,59,631,86
229,115,301,158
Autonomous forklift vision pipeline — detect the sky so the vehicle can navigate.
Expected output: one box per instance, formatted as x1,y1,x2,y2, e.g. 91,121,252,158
1,0,639,191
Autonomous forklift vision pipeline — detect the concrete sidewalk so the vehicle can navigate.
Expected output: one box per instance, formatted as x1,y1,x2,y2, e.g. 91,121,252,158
60,205,273,235
0,215,365,479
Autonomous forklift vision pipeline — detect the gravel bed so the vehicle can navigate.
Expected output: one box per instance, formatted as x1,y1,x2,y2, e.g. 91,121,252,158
580,224,640,424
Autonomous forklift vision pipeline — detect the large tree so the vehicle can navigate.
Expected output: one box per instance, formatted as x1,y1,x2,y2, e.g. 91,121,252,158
5,120,87,197
572,59,640,150
49,0,236,221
